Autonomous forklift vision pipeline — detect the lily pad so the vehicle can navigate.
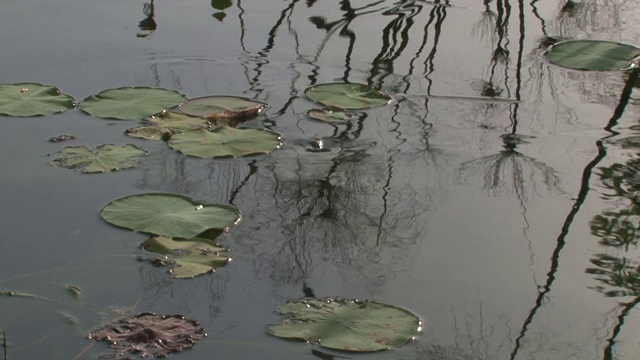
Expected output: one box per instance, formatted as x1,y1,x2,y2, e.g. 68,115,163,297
168,127,281,158
306,107,357,123
178,96,266,125
126,111,212,141
304,83,392,110
0,83,75,117
545,40,640,71
267,298,421,352
100,193,241,238
88,312,206,358
79,87,187,120
140,235,229,278
211,0,232,10
48,144,147,173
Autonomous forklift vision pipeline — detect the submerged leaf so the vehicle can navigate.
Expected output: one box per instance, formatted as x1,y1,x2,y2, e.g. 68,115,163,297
178,96,266,126
141,236,229,278
79,87,187,120
268,298,421,352
125,111,211,140
304,83,392,110
545,40,640,71
168,127,281,158
100,193,241,238
0,83,75,117
306,107,356,123
88,312,206,358
48,144,147,173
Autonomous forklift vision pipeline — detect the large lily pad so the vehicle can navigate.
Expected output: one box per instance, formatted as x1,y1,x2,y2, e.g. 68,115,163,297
178,96,266,125
168,127,281,158
304,83,392,110
267,298,421,352
0,83,75,117
79,87,187,120
545,40,640,71
100,193,241,238
126,111,212,141
48,144,147,173
140,235,229,278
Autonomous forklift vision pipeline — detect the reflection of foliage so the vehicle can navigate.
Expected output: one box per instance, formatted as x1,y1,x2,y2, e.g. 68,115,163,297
598,158,640,200
137,0,157,38
585,254,640,297
590,209,640,249
471,0,497,43
458,134,561,201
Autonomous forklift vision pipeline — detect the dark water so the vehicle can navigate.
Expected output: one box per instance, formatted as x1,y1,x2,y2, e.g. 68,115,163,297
2,0,640,359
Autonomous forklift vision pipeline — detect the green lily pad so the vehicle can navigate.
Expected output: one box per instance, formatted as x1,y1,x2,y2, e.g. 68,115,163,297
48,144,147,173
140,235,230,278
79,87,187,120
0,83,75,117
545,40,640,71
178,96,266,126
168,127,281,159
125,111,212,141
304,83,392,110
267,298,421,352
101,193,241,238
306,107,357,123
211,0,232,10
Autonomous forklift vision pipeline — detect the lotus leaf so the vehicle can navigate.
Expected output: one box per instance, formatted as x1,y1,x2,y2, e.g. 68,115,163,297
100,193,241,238
545,40,640,71
48,144,147,173
304,83,392,110
306,107,356,123
211,0,232,10
140,236,229,278
267,298,421,352
126,111,211,140
88,313,206,358
178,96,266,125
0,83,75,117
168,127,281,158
79,87,187,120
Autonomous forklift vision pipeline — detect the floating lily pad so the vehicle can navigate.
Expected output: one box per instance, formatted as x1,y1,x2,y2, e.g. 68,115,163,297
545,40,640,71
140,235,229,278
267,298,421,352
88,313,206,358
168,127,281,159
100,193,241,238
178,96,266,125
0,83,75,117
79,87,187,120
211,0,232,10
48,144,147,173
126,111,211,141
304,83,392,110
306,107,357,123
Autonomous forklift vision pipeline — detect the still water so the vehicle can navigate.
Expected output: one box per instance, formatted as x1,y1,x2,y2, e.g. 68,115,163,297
2,0,640,359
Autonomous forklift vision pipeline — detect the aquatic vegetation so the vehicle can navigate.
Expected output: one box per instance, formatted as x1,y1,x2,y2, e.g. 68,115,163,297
48,144,147,173
79,86,187,120
125,111,212,141
545,40,640,71
0,83,75,117
268,297,421,352
100,193,241,238
178,95,266,126
304,83,392,110
306,107,358,123
168,127,281,158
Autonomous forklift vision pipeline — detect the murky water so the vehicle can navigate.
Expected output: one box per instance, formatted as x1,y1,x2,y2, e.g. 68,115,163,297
2,0,640,359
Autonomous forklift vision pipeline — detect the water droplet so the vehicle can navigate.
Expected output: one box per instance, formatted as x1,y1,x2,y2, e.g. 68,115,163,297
20,88,28,93
195,205,204,210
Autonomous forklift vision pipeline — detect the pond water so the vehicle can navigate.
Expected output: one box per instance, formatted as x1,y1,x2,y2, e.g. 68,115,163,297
2,0,640,359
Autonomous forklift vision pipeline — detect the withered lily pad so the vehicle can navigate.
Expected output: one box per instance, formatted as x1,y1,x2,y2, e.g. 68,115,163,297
101,193,241,238
304,83,392,110
0,83,75,117
168,127,281,158
88,312,206,358
268,298,421,352
79,87,187,120
140,235,230,278
306,107,357,123
178,96,266,125
48,144,147,173
125,111,211,141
